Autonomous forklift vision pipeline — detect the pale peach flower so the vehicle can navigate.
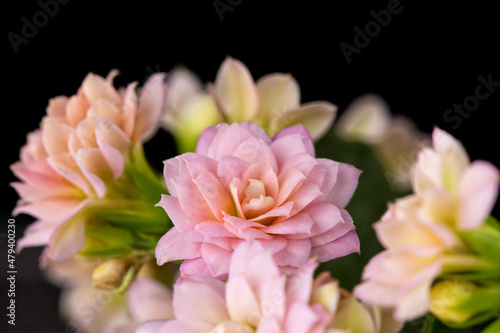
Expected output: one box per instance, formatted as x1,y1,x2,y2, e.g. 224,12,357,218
354,128,499,321
162,57,337,152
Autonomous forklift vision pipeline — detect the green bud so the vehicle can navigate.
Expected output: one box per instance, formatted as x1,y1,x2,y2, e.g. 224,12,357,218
430,279,500,326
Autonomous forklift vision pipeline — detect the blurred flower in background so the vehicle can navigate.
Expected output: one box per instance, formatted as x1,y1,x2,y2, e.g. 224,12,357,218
335,94,430,191
45,258,176,333
162,57,337,153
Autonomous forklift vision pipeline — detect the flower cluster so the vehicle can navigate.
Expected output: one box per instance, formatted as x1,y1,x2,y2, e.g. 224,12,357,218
10,57,500,333
355,128,500,325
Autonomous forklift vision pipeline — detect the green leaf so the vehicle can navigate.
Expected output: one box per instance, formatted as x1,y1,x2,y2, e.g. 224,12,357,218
460,221,500,264
79,224,133,257
482,318,500,333
314,132,405,290
419,313,496,333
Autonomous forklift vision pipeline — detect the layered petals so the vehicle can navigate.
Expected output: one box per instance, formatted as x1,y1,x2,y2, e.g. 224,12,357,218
11,70,167,260
157,122,360,277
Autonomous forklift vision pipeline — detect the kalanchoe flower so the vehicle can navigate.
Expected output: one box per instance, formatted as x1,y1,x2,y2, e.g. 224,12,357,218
162,57,337,152
335,94,430,191
155,122,360,278
354,128,500,321
11,71,169,261
140,241,332,333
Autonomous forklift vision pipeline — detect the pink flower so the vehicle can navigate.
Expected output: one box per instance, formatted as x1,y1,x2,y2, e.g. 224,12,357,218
139,241,331,333
11,71,166,261
354,128,499,321
155,122,360,278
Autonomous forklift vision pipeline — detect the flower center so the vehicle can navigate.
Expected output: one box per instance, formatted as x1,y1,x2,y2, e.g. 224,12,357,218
241,179,275,219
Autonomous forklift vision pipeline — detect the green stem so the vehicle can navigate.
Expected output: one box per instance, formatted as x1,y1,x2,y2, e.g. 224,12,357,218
441,254,499,274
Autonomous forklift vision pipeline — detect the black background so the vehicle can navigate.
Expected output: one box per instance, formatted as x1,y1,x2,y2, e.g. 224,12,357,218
2,1,499,332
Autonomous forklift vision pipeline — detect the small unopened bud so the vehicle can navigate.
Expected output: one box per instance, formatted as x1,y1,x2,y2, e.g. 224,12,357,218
429,279,477,324
92,258,131,290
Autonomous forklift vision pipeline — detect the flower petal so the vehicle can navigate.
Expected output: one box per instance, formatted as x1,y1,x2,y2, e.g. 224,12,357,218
458,161,499,230
256,73,300,125
128,278,174,322
270,102,337,140
155,227,202,265
135,73,166,141
214,57,258,122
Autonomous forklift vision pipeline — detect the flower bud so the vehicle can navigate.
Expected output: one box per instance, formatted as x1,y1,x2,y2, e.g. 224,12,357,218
429,279,478,324
92,258,131,290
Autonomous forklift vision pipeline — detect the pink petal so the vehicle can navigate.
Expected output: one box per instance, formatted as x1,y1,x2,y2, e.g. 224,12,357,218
241,162,279,199
287,181,323,215
265,213,314,235
393,259,443,321
217,156,250,189
121,81,139,138
273,238,311,267
96,139,125,179
17,220,55,251
226,275,261,325
66,92,90,127
284,301,320,333
278,153,319,177
322,161,361,208
95,118,131,152
180,258,213,277
286,259,317,305
156,195,197,233
47,200,90,261
233,137,279,173
275,168,307,207
135,73,166,142
201,242,234,278
193,171,234,222
10,181,75,201
13,197,83,224
127,278,174,322
195,125,219,156
41,118,73,156
136,320,177,333
214,57,259,121
354,280,400,308
310,210,354,247
311,229,360,262
46,96,69,121
81,72,121,105
155,227,202,265
86,98,123,127
47,154,91,196
76,116,99,147
304,201,344,236
271,131,314,169
174,275,229,325
76,148,110,198
458,161,499,230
